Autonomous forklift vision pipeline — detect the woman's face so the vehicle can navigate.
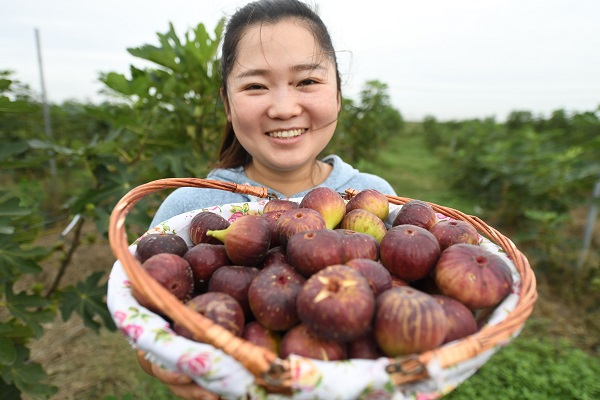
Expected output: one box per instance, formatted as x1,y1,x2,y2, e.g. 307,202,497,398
224,19,341,173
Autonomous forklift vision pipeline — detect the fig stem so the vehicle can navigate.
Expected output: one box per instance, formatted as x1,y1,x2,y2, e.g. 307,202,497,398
206,228,227,243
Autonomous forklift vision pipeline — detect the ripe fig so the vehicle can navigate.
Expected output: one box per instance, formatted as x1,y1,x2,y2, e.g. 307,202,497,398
208,265,259,319
262,210,287,247
432,295,478,344
263,198,299,213
248,263,306,331
133,253,194,314
345,258,392,297
379,224,441,281
296,265,375,342
335,229,380,262
189,211,230,245
286,229,344,277
339,209,387,243
374,287,447,357
299,187,346,230
136,233,188,263
279,324,347,361
261,246,289,269
345,189,390,221
434,243,513,310
347,330,384,360
173,292,244,341
242,321,281,354
183,243,232,288
207,215,271,267
429,220,480,250
391,276,410,288
275,208,326,246
392,200,437,230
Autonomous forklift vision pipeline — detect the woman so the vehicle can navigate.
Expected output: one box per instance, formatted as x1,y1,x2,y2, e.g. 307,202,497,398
140,0,396,398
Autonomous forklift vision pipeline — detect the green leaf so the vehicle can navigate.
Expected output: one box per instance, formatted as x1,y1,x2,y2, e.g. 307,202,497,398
0,141,29,161
0,196,30,217
0,345,58,397
59,271,116,333
0,336,17,365
101,72,134,95
4,283,55,337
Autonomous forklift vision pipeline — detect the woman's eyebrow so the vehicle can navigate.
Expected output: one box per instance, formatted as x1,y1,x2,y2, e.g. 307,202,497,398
235,63,326,79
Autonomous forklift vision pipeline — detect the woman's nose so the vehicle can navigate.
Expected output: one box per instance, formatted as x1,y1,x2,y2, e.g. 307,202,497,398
267,87,302,119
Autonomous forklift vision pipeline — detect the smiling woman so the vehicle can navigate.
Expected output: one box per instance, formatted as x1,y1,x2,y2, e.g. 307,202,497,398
144,3,396,397
149,0,396,228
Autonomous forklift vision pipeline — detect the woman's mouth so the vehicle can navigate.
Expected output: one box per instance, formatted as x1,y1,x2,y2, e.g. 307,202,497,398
267,128,307,139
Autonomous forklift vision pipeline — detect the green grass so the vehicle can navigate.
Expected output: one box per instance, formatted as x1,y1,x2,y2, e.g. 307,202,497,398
445,331,600,399
358,125,477,215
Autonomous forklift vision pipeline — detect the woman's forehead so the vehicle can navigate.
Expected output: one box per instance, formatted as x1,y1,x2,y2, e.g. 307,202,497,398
234,20,327,68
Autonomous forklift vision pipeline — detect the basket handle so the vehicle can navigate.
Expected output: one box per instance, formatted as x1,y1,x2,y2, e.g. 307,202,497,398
109,178,293,392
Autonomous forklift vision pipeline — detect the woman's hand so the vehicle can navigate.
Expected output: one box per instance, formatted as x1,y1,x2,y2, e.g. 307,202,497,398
137,350,220,400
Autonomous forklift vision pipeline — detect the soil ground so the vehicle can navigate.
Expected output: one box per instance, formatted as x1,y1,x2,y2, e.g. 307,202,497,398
25,218,600,400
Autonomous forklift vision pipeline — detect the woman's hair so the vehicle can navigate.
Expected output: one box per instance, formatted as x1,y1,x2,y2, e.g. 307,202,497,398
216,0,341,169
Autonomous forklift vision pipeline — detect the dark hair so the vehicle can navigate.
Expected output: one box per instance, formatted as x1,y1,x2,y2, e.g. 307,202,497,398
216,0,341,169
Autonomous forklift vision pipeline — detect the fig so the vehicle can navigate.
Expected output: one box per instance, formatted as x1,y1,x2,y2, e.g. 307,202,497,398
133,253,194,314
392,199,437,230
345,258,392,297
208,265,259,319
345,189,390,221
339,209,387,243
374,287,447,357
275,208,327,246
335,229,380,262
434,243,513,310
279,324,346,361
263,198,299,213
248,263,306,331
189,211,230,245
136,233,188,263
296,265,375,342
207,215,271,267
286,229,344,277
299,187,346,230
429,220,480,250
379,224,441,281
242,321,281,354
261,246,289,269
348,330,384,360
183,243,232,288
262,209,287,248
173,292,244,341
432,295,479,344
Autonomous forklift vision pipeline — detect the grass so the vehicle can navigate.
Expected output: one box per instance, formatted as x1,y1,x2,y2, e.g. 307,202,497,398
357,123,478,215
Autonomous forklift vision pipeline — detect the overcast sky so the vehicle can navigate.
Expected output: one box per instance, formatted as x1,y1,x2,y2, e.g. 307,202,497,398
3,0,600,121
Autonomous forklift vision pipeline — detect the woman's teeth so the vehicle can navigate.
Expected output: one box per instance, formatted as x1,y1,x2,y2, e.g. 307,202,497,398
268,129,304,138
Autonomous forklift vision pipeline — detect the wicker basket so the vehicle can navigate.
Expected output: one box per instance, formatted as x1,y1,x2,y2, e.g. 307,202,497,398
108,178,537,399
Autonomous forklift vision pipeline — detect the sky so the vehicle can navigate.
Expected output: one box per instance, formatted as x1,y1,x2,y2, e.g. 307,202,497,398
3,0,600,122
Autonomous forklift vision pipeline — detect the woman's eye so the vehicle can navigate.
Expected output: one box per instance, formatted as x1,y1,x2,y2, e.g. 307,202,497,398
245,84,265,91
299,79,318,87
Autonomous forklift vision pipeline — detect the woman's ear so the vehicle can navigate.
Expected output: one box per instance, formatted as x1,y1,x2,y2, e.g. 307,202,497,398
337,90,342,113
220,87,232,122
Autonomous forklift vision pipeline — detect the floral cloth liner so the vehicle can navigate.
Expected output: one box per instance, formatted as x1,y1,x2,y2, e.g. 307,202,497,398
107,198,523,400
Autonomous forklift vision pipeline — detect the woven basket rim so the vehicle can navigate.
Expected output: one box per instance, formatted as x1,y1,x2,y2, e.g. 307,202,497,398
108,178,538,391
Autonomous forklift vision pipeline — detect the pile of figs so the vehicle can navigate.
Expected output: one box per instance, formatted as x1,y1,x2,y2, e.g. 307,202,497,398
133,187,514,360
